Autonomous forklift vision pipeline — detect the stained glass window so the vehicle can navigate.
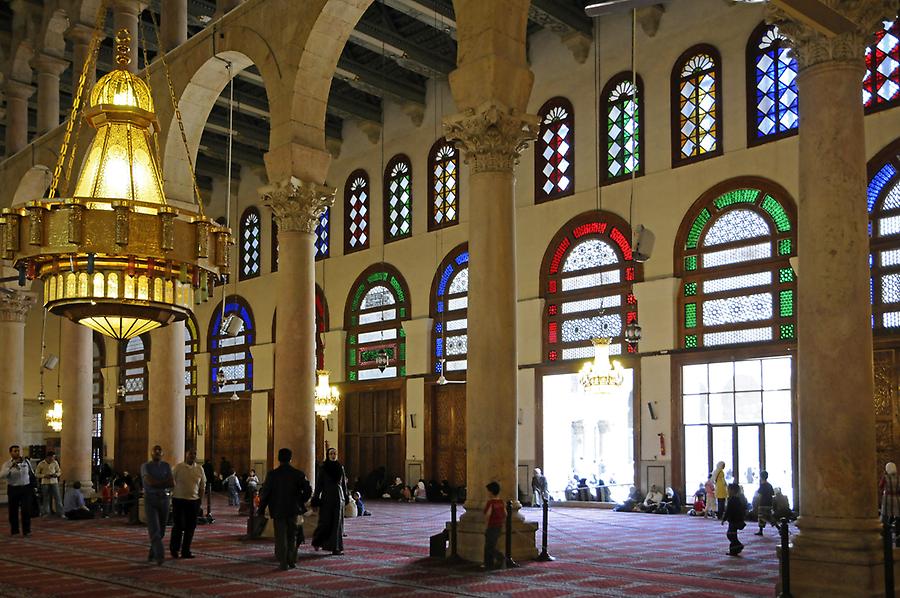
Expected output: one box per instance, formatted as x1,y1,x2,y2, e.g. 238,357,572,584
748,23,799,144
92,333,104,406
535,97,575,202
602,74,643,183
864,19,899,113
541,212,639,362
432,243,469,374
210,296,254,394
673,46,723,166
239,207,261,280
677,183,796,349
346,265,410,381
271,215,279,273
184,315,198,398
344,170,370,254
316,208,330,260
119,334,149,402
384,154,413,242
428,138,459,231
869,140,900,330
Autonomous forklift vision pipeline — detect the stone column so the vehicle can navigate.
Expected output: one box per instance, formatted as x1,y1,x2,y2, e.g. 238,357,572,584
148,321,185,461
444,103,539,562
215,0,243,18
263,178,333,477
0,290,33,504
4,80,35,157
66,23,98,95
112,0,143,72
160,0,187,52
59,318,94,493
774,2,896,594
30,53,69,135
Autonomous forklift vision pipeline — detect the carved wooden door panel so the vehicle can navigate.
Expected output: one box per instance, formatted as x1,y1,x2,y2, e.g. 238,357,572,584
340,388,404,486
430,384,467,487
115,406,148,475
185,404,197,453
874,349,900,479
209,399,251,476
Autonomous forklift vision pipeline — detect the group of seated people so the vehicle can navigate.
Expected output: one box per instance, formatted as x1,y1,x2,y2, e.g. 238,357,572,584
354,467,465,503
563,475,613,502
612,482,795,521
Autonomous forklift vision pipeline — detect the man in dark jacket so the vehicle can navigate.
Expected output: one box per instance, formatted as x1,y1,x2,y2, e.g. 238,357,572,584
257,448,312,570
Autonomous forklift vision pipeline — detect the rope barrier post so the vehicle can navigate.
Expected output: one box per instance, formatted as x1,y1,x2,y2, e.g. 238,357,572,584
778,517,793,598
884,518,895,598
536,498,555,561
504,500,519,569
894,516,900,549
450,500,459,559
204,481,215,524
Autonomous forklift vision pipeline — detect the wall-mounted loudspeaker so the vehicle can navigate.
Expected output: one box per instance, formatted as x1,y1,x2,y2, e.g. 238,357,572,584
42,355,59,370
634,225,655,263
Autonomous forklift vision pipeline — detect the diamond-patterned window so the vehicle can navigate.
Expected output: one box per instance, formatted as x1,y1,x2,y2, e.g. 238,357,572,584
210,296,254,395
535,97,575,202
677,182,796,350
316,207,330,260
541,212,640,363
184,315,198,398
602,75,643,184
344,170,370,254
432,243,469,375
346,265,411,382
673,45,723,167
384,154,413,242
864,19,899,114
868,140,900,330
239,207,261,280
271,214,279,273
428,138,459,231
747,23,799,145
119,334,149,402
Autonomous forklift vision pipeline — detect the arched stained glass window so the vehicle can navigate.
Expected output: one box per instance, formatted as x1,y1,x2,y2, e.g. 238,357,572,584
345,170,370,253
92,332,104,406
209,296,255,394
535,97,575,202
239,207,261,280
672,45,723,166
864,18,899,114
271,214,279,273
345,265,411,381
384,154,413,242
184,315,198,398
603,74,643,184
431,243,469,374
676,181,797,349
541,212,639,362
747,23,799,144
428,138,460,231
119,334,149,402
316,208,330,260
869,139,900,329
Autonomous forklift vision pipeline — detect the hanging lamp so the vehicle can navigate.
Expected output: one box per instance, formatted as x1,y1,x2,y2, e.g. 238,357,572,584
578,338,625,394
314,369,341,419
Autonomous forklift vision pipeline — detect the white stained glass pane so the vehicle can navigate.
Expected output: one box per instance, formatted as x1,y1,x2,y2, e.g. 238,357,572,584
880,215,900,237
703,272,772,294
561,270,621,292
218,334,246,349
684,425,710,497
446,318,467,331
560,314,623,343
883,274,900,303
561,343,621,361
448,297,468,311
737,426,761,496
561,295,622,315
562,239,619,272
446,334,467,356
704,327,773,346
359,366,397,380
359,308,397,325
763,390,792,422
884,312,900,328
702,242,772,268
702,293,773,327
683,394,709,425
445,359,467,371
765,423,794,501
361,286,396,309
712,427,734,483
703,210,770,246
735,392,763,423
735,359,762,391
682,363,709,394
709,393,735,424
358,328,398,344
448,268,469,294
125,367,143,377
125,395,143,403
709,361,735,393
881,249,900,267
762,357,792,390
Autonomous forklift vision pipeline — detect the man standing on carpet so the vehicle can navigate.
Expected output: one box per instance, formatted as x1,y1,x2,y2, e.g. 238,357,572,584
258,448,311,570
142,445,174,565
1,445,34,536
170,449,206,559
35,452,62,516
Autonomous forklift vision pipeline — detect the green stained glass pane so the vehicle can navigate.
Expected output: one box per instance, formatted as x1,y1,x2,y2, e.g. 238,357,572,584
349,371,357,381
685,255,698,271
361,347,395,362
779,267,794,283
713,189,758,210
367,272,388,284
399,328,406,338
780,324,795,340
686,209,711,249
399,341,406,360
351,284,366,311
348,349,357,366
349,334,356,345
685,334,698,348
389,276,406,302
685,303,697,328
761,195,791,232
778,238,792,255
399,307,406,318
351,315,358,327
400,367,406,377
684,282,697,297
779,290,793,317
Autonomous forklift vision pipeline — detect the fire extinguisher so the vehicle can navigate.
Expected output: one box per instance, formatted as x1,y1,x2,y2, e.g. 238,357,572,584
658,433,666,456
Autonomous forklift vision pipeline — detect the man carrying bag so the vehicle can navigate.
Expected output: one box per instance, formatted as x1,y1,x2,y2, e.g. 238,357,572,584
0,445,36,536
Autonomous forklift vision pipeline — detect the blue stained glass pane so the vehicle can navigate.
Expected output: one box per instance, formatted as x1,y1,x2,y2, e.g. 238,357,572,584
436,337,444,358
435,322,443,334
437,264,455,296
435,360,443,373
455,251,469,266
436,300,444,313
754,39,799,139
315,208,330,258
869,164,897,212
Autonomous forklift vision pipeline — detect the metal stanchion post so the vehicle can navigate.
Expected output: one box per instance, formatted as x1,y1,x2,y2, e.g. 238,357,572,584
536,499,555,561
204,481,215,524
504,500,519,569
450,501,459,559
778,517,793,598
884,518,895,598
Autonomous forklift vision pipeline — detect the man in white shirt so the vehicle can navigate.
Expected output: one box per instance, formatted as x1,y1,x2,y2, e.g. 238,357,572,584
35,452,62,517
0,445,34,536
170,449,206,559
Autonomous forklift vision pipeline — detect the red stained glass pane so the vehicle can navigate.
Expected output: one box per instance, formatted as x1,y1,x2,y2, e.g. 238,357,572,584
548,280,557,294
548,322,558,343
549,350,558,361
548,304,558,315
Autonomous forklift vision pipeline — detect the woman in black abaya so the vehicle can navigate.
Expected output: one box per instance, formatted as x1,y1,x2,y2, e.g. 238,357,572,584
311,447,349,555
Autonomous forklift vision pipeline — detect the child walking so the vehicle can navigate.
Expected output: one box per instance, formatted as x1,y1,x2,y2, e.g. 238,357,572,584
224,471,242,506
722,482,748,556
704,474,716,519
483,481,506,569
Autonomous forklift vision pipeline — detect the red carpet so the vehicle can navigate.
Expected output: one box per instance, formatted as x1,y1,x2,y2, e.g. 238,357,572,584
0,496,781,596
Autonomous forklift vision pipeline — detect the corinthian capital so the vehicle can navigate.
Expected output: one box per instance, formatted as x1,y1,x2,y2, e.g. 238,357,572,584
443,102,539,174
768,0,896,70
262,177,336,234
0,289,34,322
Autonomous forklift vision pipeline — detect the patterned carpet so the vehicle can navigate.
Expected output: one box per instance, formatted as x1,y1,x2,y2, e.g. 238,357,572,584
0,495,783,597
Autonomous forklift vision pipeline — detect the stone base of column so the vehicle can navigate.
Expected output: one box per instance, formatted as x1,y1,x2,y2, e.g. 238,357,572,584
0,479,7,505
785,515,886,596
452,509,538,563
64,480,95,497
259,511,319,544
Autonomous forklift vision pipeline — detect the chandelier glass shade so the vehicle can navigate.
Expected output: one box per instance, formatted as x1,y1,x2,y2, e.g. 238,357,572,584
314,370,341,420
46,400,63,432
578,338,626,394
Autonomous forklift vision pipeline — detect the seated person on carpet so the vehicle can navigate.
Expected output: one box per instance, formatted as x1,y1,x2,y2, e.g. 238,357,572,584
383,477,406,500
773,487,795,521
688,483,706,516
64,481,93,520
613,486,644,512
401,484,413,502
352,491,371,516
640,485,664,513
656,487,682,514
576,478,592,501
414,480,428,503
426,479,440,502
564,475,579,501
595,478,611,502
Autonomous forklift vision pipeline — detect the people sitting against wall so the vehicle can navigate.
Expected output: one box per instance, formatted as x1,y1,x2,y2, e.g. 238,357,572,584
773,487,794,521
613,486,644,512
362,466,387,499
640,485,664,513
564,476,579,501
656,487,682,514
401,484,413,502
63,481,93,520
439,480,452,502
224,471,242,506
414,480,428,503
595,478,611,503
576,478,592,502
383,477,405,500
352,491,371,516
688,483,707,516
426,479,440,502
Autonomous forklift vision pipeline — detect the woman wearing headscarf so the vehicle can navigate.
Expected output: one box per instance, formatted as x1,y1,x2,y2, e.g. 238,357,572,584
713,461,728,520
880,462,900,524
311,447,349,555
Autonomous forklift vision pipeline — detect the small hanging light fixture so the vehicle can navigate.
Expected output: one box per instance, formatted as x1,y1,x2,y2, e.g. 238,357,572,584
46,400,63,432
314,370,341,419
578,338,625,393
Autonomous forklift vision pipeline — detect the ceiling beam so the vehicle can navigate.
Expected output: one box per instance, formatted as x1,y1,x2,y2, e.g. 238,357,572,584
350,18,455,77
336,55,426,106
769,0,857,36
382,0,456,36
327,82,383,123
529,0,593,37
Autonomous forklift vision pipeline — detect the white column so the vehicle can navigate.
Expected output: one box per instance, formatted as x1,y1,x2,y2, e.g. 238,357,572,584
160,0,187,51
148,321,186,461
30,53,69,134
66,23,99,95
4,80,35,156
0,291,33,504
112,0,143,72
59,318,94,493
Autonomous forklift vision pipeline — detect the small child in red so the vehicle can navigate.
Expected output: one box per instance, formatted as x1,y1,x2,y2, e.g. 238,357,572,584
100,482,114,518
483,481,506,569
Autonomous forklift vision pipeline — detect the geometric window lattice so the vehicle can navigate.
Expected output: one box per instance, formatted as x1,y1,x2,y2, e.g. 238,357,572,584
272,214,279,273
316,207,330,260
239,206,261,280
428,138,459,231
603,74,643,183
432,243,469,374
346,265,410,382
184,315,198,398
864,19,899,114
678,183,797,349
119,334,149,402
385,154,413,242
673,46,723,166
345,170,370,254
748,23,799,144
210,296,254,395
535,97,575,202
541,212,639,363
868,141,900,330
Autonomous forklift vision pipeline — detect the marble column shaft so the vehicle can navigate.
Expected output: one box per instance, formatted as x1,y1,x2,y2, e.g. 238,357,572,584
160,0,188,52
31,53,69,134
0,292,31,459
59,318,94,492
148,321,185,461
4,80,35,157
66,23,98,95
112,0,142,72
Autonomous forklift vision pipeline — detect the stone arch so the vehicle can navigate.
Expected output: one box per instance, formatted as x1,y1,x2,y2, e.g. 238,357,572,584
12,165,52,206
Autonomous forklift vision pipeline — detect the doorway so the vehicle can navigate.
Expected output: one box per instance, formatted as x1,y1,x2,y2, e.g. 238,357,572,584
427,383,466,488
207,398,251,476
115,406,148,475
340,387,405,486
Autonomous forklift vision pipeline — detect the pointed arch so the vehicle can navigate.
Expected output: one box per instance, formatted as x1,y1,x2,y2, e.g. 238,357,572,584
119,333,150,402
868,138,900,331
345,169,371,254
184,313,199,398
430,242,469,375
384,154,413,242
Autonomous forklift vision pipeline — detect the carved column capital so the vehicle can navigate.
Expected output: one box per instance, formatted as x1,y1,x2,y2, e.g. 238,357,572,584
768,0,895,70
443,102,539,174
0,290,34,322
262,177,335,234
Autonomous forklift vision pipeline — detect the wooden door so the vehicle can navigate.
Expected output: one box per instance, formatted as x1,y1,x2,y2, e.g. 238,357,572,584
208,399,252,476
427,384,467,487
185,403,197,453
341,387,404,486
874,348,900,480
115,406,148,475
